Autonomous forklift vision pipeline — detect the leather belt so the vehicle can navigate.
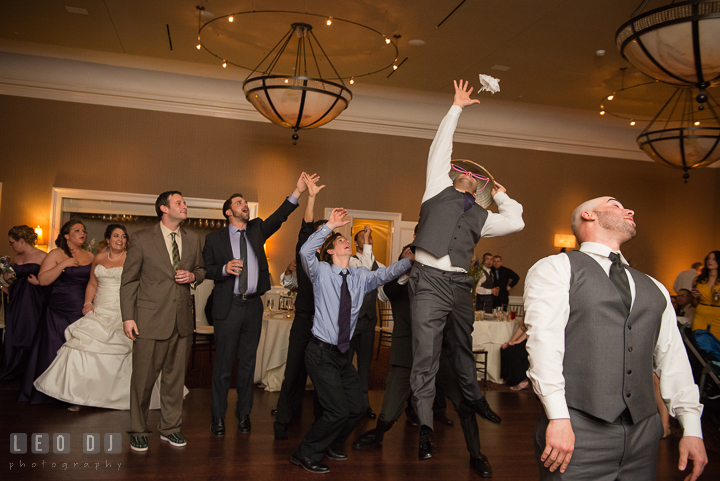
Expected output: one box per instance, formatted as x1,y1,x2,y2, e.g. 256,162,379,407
698,303,720,308
234,293,258,301
311,336,341,353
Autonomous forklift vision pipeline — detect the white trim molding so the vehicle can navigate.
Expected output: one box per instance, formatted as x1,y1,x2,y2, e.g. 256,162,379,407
0,50,662,163
49,187,257,249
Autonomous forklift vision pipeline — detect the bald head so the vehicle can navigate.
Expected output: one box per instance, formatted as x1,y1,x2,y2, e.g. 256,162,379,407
570,196,636,249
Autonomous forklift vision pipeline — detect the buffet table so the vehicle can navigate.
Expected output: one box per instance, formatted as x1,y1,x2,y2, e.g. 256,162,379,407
472,315,520,384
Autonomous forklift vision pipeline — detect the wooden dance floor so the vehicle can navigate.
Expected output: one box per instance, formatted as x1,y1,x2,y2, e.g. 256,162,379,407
2,387,719,480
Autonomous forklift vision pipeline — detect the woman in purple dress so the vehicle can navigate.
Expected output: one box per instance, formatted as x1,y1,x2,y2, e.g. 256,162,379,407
18,220,93,404
1,226,48,379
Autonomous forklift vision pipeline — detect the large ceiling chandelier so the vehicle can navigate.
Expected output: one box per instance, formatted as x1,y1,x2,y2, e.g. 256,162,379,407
615,0,720,180
198,10,398,144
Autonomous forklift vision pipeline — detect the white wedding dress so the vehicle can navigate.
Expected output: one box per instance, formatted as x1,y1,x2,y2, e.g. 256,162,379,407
34,265,187,409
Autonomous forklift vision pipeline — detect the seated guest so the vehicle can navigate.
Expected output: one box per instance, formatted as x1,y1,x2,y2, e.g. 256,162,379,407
675,288,696,326
280,260,298,289
1,225,48,380
500,324,529,390
291,208,412,474
475,253,497,313
19,220,93,404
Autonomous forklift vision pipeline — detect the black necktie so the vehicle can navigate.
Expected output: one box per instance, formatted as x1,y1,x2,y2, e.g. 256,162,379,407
238,230,248,294
463,192,475,212
608,252,632,313
337,271,351,353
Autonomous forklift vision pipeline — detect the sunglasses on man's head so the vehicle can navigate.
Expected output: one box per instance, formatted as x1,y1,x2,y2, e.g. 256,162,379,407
451,164,490,192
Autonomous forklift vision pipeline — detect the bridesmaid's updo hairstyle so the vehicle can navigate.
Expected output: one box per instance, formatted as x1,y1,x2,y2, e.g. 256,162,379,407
8,225,37,246
104,224,130,250
56,220,86,257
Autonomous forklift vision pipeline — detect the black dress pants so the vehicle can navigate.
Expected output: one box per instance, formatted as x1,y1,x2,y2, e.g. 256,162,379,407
297,342,367,462
211,296,263,418
274,311,322,428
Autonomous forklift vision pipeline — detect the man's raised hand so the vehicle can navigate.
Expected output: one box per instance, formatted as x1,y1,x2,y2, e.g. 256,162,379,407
327,208,350,229
453,79,481,109
303,172,326,197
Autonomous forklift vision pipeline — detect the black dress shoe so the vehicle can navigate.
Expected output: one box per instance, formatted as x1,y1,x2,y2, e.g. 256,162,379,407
237,414,251,433
462,398,501,425
366,407,376,419
406,410,419,427
271,408,278,415
325,447,347,460
352,430,379,449
210,417,225,436
434,412,454,425
470,454,493,478
273,422,288,440
291,451,330,473
418,425,436,460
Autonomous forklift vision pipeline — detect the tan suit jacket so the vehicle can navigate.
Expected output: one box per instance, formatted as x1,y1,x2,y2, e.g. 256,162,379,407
120,223,206,339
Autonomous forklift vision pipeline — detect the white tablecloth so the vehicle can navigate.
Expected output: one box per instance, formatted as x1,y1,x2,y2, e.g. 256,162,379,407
254,311,294,392
472,316,519,383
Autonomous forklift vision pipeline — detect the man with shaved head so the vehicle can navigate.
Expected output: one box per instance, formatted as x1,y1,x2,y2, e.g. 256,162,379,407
523,196,707,480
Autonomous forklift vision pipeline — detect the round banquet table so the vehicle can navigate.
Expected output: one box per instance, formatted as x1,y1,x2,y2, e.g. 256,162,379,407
472,313,520,384
254,310,295,392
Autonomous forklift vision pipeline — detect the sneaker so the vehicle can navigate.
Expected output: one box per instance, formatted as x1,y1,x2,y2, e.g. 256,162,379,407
130,435,148,452
160,432,187,447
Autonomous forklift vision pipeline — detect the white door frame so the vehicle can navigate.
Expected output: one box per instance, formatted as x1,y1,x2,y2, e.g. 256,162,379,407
323,208,404,263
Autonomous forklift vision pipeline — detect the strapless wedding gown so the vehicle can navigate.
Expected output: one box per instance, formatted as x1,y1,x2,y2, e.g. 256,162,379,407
34,265,188,409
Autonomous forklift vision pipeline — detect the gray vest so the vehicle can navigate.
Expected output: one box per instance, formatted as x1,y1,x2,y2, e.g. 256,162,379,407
354,257,378,331
412,186,488,270
564,251,665,423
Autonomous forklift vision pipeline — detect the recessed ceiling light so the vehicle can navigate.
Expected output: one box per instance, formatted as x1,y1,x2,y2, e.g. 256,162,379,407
408,39,425,47
65,6,89,15
491,65,510,71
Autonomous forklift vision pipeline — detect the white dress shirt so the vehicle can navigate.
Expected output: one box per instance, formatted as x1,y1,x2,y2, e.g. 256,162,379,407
523,242,703,438
159,222,181,266
416,105,524,272
350,243,388,302
476,266,494,295
673,268,699,294
280,271,298,289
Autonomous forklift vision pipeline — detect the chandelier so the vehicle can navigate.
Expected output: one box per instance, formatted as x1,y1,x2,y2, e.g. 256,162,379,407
614,0,720,180
198,10,398,144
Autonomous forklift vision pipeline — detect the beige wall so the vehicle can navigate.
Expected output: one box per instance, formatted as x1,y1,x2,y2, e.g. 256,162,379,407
1,95,719,293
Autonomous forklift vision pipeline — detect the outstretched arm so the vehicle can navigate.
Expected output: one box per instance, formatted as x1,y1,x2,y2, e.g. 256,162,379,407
422,80,481,204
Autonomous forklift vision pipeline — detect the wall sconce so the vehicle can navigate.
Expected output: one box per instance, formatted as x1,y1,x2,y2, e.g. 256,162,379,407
553,234,577,249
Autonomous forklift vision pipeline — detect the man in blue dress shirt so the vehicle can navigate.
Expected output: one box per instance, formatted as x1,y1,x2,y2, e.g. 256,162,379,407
291,208,413,474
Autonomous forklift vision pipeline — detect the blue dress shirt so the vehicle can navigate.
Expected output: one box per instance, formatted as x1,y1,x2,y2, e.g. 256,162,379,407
224,194,299,295
300,224,412,345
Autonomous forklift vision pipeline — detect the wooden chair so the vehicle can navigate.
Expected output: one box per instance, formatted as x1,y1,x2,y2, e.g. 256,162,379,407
472,345,488,389
375,300,394,360
190,293,215,369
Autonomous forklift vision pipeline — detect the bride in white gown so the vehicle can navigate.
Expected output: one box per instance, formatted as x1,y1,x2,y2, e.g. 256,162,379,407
34,224,186,410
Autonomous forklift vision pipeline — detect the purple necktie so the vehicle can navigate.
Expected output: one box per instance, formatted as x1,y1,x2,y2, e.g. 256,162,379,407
337,271,351,353
463,192,475,212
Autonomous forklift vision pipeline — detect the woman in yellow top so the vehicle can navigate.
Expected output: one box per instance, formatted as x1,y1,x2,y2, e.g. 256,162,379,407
691,250,720,333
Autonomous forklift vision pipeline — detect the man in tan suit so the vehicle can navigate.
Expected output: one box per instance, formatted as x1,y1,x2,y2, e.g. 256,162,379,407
121,190,205,452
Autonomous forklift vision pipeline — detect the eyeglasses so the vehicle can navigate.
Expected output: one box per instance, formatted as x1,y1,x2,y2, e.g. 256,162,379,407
451,164,490,192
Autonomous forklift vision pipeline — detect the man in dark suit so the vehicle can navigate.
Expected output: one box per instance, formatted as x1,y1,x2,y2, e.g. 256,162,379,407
352,244,492,477
491,255,520,308
121,190,206,452
203,172,313,436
